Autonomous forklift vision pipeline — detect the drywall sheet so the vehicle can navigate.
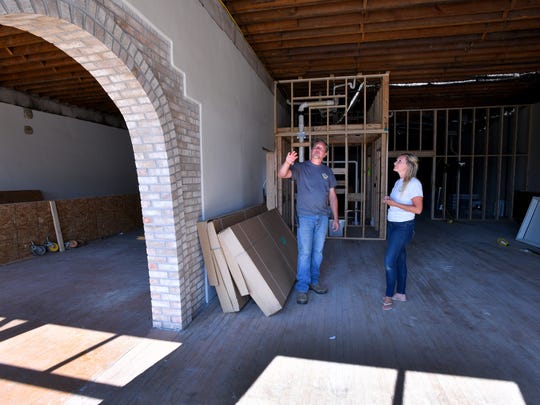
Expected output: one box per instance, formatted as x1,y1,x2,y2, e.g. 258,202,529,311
218,209,297,316
516,196,540,248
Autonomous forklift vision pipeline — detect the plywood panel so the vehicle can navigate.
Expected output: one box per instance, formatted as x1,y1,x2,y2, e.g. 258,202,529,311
0,194,142,265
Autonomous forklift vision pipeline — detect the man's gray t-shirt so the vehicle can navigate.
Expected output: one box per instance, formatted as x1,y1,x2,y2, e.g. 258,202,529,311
290,161,337,216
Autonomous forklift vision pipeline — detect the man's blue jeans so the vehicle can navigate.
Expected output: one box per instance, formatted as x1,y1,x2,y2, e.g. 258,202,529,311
384,220,415,297
296,215,328,292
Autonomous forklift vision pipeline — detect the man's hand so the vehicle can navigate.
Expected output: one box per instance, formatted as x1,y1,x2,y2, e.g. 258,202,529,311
331,218,340,232
285,151,298,165
278,150,298,179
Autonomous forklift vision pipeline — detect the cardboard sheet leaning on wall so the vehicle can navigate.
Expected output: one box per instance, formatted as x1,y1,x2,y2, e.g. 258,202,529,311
218,209,297,317
197,204,267,313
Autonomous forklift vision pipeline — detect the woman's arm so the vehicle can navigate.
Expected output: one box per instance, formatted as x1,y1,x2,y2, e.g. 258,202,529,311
383,195,423,215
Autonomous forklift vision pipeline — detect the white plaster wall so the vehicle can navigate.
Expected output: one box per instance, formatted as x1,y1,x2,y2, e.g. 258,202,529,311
125,0,275,219
0,102,138,199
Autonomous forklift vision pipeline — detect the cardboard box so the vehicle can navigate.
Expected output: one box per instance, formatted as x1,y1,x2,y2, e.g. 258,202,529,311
218,209,297,316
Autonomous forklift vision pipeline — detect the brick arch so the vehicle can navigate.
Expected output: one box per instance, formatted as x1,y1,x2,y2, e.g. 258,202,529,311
0,2,203,330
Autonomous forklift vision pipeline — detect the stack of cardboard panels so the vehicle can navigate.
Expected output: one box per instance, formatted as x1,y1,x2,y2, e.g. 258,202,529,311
197,204,267,313
218,209,297,316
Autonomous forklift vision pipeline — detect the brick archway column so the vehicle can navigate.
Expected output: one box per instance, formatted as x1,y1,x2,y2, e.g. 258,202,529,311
0,1,204,330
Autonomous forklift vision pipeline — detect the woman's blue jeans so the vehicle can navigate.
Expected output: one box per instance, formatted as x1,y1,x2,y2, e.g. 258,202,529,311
296,215,328,292
384,220,415,297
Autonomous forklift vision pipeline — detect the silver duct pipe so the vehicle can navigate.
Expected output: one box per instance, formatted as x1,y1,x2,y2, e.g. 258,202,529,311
297,100,334,161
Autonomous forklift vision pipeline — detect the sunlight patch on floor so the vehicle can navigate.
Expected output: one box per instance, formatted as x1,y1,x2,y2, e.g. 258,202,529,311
404,370,525,405
238,356,398,403
238,356,525,405
0,321,181,403
0,317,27,332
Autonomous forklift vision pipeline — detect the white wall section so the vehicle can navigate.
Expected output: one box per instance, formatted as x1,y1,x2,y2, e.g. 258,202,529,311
125,0,275,218
0,102,138,200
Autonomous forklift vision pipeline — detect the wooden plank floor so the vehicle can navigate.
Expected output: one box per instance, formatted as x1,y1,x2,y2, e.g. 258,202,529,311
0,218,539,404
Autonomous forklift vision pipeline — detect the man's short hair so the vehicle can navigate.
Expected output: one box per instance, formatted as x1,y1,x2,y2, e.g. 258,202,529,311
312,138,328,151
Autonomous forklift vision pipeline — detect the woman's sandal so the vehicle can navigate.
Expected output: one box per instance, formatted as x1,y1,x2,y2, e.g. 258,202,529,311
382,297,393,310
392,293,407,302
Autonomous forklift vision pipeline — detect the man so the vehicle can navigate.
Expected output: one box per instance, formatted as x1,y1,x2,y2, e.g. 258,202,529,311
278,139,339,304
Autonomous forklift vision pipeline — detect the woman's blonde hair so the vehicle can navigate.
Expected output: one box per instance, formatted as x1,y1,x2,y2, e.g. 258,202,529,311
401,153,419,192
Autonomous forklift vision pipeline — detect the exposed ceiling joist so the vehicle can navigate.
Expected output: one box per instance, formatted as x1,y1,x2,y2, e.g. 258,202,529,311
0,1,539,118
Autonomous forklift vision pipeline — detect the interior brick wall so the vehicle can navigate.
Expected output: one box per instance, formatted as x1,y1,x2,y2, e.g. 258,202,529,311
0,0,204,330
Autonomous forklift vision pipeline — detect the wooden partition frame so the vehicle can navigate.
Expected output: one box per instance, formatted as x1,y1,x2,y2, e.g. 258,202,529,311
273,74,389,240
388,105,531,221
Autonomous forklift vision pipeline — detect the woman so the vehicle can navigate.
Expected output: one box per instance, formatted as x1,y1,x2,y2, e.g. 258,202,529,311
382,153,423,310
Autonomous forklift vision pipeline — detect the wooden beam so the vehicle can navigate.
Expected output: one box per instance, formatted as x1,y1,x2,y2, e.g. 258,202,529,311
49,201,65,253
